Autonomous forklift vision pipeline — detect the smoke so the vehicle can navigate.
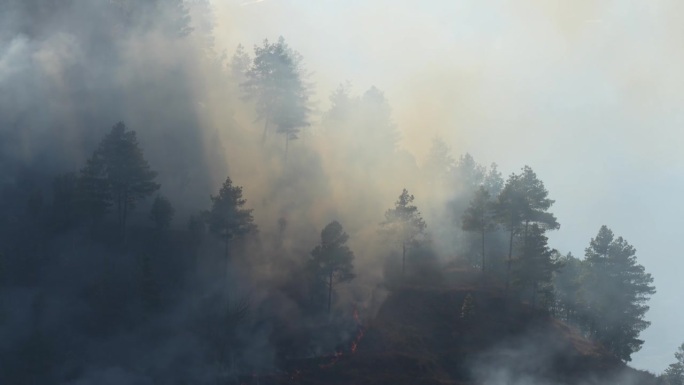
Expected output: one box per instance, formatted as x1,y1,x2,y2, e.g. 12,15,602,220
1,0,682,382
469,327,658,385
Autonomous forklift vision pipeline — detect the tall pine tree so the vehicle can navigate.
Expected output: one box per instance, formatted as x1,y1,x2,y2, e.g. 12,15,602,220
206,176,256,260
581,226,655,361
462,186,496,272
309,221,355,314
381,189,427,276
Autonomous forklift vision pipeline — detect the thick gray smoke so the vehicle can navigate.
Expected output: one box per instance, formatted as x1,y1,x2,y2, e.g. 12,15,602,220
0,0,678,383
0,1,465,383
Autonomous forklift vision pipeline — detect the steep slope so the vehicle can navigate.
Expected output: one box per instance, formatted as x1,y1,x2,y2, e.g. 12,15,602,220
259,280,659,385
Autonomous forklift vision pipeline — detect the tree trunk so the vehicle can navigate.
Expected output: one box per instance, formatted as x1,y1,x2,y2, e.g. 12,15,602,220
402,242,406,276
481,228,486,273
505,228,514,292
327,271,333,314
531,281,537,308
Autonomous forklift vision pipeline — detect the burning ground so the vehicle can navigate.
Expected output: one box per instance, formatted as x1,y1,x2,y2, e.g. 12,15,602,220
248,267,660,385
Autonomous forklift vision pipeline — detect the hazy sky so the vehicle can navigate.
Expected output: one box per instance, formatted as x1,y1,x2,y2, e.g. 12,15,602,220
211,0,684,372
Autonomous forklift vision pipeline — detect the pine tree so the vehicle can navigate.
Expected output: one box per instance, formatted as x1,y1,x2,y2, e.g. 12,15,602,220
483,163,504,197
514,224,558,307
581,226,656,361
242,37,311,157
149,195,174,231
381,189,427,276
230,44,251,83
517,166,559,235
454,153,485,193
664,343,684,385
461,186,496,272
77,122,159,236
551,252,583,321
93,122,160,235
77,155,111,224
424,137,455,185
206,176,256,259
309,221,355,313
495,166,558,291
324,82,354,123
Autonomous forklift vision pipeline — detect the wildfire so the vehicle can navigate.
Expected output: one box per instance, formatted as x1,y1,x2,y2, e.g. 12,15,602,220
317,306,366,368
350,329,364,353
351,307,365,354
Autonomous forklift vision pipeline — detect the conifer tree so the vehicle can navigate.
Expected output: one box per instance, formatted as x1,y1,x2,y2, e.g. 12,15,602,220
206,176,256,259
462,185,496,272
242,37,311,157
581,226,655,361
552,252,583,321
495,166,558,290
381,189,427,276
79,122,159,235
424,137,455,185
230,44,251,84
664,343,684,385
149,195,174,231
514,224,558,307
309,221,355,313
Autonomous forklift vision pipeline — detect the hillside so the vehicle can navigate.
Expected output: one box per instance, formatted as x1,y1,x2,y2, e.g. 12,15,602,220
257,276,659,385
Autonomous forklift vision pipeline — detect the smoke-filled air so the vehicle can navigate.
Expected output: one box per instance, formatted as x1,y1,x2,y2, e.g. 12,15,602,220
2,1,684,384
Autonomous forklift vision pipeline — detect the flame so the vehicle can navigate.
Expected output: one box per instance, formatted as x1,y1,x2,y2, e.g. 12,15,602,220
351,306,365,354
317,306,366,369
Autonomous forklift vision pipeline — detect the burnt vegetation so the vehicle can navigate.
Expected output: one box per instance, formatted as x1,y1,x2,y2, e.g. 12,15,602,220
0,1,678,385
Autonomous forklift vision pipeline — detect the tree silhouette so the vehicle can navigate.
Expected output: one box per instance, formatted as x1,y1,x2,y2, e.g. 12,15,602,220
149,195,174,231
77,156,111,224
551,252,583,321
454,153,485,193
424,137,455,186
309,221,355,314
206,176,256,259
381,189,427,276
242,36,311,157
79,122,159,235
664,343,684,385
517,166,559,235
324,82,354,123
462,186,496,272
483,163,504,197
581,226,655,361
495,166,558,290
230,43,251,84
514,224,558,307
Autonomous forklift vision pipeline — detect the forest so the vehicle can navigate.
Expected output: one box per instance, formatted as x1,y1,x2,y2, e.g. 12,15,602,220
0,1,682,385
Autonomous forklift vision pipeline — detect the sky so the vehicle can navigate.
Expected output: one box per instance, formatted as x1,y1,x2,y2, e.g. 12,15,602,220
211,0,684,372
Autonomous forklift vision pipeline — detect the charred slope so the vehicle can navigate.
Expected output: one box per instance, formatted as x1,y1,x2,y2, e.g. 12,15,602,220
264,283,659,385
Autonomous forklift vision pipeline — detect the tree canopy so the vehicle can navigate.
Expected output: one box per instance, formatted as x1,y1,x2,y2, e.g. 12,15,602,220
462,185,496,272
79,122,159,234
664,343,684,385
580,226,655,361
495,166,558,289
381,189,427,275
206,176,256,258
309,220,355,313
242,36,311,155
